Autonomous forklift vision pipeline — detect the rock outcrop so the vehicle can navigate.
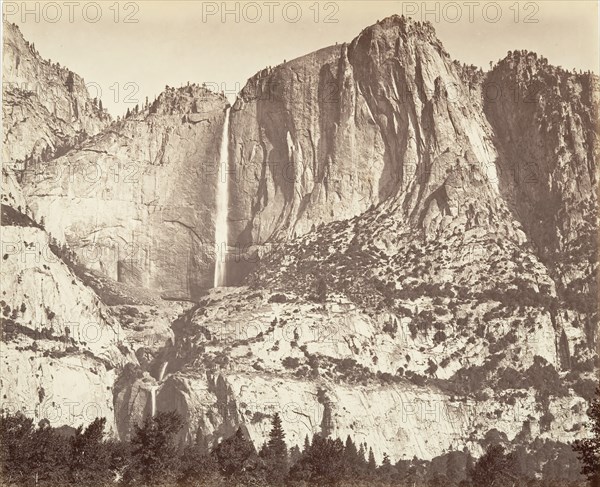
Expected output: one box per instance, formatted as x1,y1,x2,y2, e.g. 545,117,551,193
2,22,110,165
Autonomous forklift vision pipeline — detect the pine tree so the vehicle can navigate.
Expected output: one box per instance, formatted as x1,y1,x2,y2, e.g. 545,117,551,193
343,435,359,478
263,413,288,484
30,419,69,486
357,442,367,465
573,385,600,487
267,413,287,454
303,434,311,452
179,443,220,486
446,450,465,483
469,444,518,487
395,459,410,485
0,411,36,484
288,434,344,484
406,458,420,486
382,452,391,466
69,417,112,485
289,444,301,465
344,435,358,461
125,411,183,486
287,435,316,483
212,426,257,479
378,452,395,483
368,446,377,473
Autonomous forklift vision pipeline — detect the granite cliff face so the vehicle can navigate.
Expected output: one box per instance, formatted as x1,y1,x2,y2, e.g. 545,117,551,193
21,87,228,299
485,50,598,257
228,17,503,247
1,15,597,467
2,22,110,166
484,51,599,326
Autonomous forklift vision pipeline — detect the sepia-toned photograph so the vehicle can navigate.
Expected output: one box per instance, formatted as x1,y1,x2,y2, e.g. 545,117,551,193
0,1,599,485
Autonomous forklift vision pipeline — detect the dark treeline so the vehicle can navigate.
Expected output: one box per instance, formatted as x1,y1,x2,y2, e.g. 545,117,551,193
0,409,590,487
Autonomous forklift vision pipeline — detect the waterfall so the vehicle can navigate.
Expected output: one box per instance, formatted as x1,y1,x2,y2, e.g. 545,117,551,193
149,386,157,417
158,361,168,381
214,107,231,288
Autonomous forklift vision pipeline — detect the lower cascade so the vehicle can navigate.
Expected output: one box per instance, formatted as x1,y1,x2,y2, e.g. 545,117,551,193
213,107,231,288
158,361,168,381
149,386,158,417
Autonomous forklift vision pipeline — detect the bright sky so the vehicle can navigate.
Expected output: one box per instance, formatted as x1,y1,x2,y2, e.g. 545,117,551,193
3,1,599,117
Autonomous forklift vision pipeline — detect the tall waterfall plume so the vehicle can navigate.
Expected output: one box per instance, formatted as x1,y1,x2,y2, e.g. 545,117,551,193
214,107,231,287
